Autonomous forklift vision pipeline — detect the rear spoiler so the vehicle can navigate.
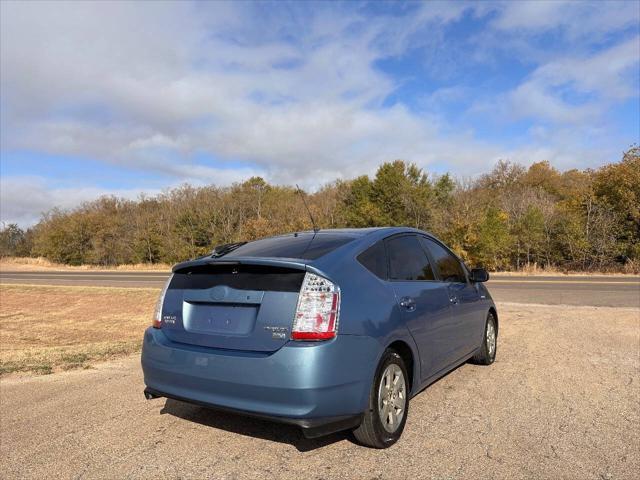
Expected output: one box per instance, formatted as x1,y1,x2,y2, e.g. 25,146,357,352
172,256,327,277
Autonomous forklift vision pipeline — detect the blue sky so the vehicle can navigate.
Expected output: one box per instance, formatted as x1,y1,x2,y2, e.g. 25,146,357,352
1,0,639,226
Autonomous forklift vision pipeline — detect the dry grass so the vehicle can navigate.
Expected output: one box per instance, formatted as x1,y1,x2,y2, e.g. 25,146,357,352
0,284,159,375
0,257,171,272
491,270,640,277
491,261,640,276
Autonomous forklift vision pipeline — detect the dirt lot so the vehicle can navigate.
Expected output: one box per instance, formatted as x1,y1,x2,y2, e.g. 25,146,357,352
0,284,158,374
1,302,638,479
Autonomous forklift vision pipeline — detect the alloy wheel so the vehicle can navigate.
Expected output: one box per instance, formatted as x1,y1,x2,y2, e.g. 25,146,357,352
487,318,496,359
377,363,406,433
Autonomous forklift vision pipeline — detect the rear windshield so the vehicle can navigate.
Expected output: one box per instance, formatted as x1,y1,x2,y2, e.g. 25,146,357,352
170,264,304,292
223,233,354,260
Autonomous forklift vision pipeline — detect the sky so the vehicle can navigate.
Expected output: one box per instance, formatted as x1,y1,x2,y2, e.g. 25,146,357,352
1,1,639,227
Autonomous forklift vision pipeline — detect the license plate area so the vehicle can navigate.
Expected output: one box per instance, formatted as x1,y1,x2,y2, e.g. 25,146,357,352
182,302,258,336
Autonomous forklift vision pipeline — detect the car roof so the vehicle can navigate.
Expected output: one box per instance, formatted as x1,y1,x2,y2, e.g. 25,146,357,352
284,227,421,238
245,227,437,263
173,227,436,272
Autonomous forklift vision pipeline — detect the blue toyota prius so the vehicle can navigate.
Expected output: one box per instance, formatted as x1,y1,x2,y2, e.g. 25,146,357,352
141,227,497,448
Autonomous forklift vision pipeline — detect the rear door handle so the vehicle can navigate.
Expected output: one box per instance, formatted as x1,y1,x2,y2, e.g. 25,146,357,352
399,297,416,311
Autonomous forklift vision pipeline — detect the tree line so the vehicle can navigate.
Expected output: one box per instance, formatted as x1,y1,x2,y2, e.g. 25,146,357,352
1,147,638,272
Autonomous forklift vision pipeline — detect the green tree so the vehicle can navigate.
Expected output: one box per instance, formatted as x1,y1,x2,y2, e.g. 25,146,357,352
471,208,511,270
0,223,30,257
593,146,640,260
342,176,382,227
17,149,638,272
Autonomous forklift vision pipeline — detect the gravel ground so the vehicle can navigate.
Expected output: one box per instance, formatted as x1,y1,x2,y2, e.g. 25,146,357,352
1,303,639,479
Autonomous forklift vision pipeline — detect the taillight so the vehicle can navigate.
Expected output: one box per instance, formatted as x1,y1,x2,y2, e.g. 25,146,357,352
291,272,340,341
152,274,173,328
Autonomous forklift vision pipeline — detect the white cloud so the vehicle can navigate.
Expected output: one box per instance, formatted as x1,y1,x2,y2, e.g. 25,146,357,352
506,36,639,124
0,161,264,227
0,0,489,184
0,1,638,226
0,176,160,227
492,0,639,40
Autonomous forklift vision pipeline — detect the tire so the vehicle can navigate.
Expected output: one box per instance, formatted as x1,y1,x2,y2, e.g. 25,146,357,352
472,312,497,365
353,349,409,448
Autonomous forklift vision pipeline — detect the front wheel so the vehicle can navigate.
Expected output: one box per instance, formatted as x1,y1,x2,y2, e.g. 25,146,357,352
472,312,497,365
353,349,409,448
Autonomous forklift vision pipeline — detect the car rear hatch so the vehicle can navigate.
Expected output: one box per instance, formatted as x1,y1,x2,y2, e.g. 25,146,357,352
160,260,306,352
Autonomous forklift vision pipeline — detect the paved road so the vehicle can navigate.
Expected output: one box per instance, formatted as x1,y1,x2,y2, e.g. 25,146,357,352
2,304,638,479
488,275,640,307
0,271,169,288
1,270,638,307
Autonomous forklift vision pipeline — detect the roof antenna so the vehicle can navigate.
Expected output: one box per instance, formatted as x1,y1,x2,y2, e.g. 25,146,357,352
295,184,319,233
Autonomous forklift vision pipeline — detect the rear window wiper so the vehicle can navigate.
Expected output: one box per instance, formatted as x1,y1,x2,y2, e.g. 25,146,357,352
210,241,247,258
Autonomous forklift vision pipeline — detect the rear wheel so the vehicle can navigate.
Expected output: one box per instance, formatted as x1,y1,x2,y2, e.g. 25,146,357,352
472,312,497,365
353,349,409,448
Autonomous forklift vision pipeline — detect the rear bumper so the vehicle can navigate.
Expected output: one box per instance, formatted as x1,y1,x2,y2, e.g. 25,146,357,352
141,328,379,433
143,386,362,438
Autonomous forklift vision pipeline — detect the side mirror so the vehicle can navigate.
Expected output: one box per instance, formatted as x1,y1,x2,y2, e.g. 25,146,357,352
470,268,489,283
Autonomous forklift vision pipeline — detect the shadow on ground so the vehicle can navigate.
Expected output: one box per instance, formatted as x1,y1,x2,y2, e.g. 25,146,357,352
160,399,351,452
157,360,476,452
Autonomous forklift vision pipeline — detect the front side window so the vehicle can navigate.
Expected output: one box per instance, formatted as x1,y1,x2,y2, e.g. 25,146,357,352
386,235,435,281
420,237,466,283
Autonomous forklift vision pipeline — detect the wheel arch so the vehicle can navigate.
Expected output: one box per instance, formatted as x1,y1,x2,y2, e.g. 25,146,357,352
488,306,499,335
386,339,417,395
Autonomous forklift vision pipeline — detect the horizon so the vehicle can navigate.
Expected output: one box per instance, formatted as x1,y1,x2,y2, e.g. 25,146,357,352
1,0,639,227
0,154,630,232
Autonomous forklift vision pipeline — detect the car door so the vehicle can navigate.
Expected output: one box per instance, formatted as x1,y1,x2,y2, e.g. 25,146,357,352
385,234,455,381
420,236,484,359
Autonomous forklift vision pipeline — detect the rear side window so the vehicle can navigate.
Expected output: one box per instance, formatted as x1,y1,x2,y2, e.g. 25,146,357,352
357,240,387,279
420,237,466,283
224,233,354,260
386,235,435,281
